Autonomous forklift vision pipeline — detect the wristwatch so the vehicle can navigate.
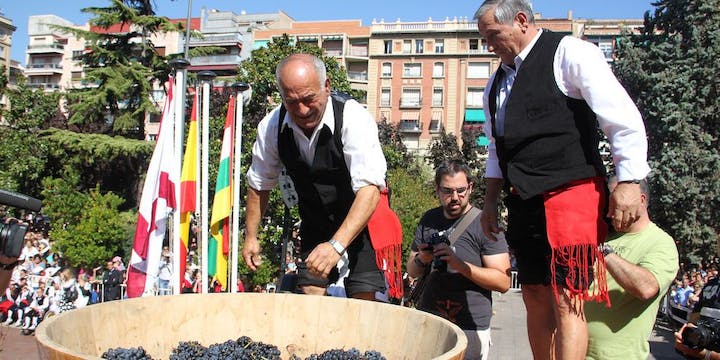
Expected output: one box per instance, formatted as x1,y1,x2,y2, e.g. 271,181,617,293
601,243,615,257
618,179,642,184
328,239,346,255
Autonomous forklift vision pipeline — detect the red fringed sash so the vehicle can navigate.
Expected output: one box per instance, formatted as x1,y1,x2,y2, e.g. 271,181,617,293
543,177,610,306
367,189,404,299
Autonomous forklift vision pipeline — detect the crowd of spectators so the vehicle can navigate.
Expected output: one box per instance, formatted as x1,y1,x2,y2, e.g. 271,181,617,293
670,257,720,308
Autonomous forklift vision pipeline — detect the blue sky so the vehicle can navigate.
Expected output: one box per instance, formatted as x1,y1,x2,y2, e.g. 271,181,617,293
2,0,655,64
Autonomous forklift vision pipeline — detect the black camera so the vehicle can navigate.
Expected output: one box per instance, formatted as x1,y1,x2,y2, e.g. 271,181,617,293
682,317,720,352
425,231,450,272
0,189,42,261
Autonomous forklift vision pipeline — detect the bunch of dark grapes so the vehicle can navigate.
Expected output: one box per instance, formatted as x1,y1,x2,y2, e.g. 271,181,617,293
104,337,383,360
303,348,386,360
169,341,206,360
168,336,281,360
102,346,153,360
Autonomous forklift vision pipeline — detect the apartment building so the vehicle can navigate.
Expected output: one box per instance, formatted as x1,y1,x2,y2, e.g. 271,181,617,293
253,19,371,98
0,13,17,124
183,9,293,84
0,13,15,79
575,18,644,62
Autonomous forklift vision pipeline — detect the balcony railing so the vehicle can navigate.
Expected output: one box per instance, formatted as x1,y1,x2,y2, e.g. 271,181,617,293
347,48,369,57
399,99,422,108
399,120,422,133
347,71,368,81
27,82,60,90
27,64,63,70
323,49,343,57
371,19,478,33
188,33,243,45
189,54,242,66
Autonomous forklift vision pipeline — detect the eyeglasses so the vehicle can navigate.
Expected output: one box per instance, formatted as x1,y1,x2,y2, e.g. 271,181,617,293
439,186,469,196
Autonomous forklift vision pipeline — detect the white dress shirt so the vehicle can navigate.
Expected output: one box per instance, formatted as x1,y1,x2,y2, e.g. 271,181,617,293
483,29,650,183
247,96,387,193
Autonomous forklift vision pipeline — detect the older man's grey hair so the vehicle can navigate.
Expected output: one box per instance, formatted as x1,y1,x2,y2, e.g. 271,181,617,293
474,0,535,25
275,54,327,97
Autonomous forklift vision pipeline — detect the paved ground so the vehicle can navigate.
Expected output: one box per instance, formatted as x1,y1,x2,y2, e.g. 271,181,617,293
0,290,684,359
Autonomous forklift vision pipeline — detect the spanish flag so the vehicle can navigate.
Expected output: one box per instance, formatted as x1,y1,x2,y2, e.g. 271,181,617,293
209,96,235,290
178,92,198,290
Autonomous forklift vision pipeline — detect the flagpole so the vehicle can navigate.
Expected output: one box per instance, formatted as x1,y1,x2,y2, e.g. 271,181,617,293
169,58,189,296
230,82,250,293
198,71,216,294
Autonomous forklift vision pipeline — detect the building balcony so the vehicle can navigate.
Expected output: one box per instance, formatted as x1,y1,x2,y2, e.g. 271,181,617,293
346,48,369,58
27,82,61,90
323,49,343,57
399,120,422,133
188,54,242,67
25,63,63,75
27,43,65,54
371,19,477,34
347,71,368,82
188,33,243,47
399,99,422,108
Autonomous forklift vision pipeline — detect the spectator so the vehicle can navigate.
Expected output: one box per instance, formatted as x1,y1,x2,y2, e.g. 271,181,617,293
102,260,123,301
675,277,695,307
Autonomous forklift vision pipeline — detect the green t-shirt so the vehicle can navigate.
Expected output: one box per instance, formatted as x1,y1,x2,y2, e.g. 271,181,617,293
585,222,679,360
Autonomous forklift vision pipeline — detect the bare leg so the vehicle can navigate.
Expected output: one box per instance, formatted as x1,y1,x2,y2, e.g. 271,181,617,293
553,288,587,360
521,284,555,360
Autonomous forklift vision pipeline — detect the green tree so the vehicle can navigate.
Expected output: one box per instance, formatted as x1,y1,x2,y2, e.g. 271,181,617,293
613,0,720,264
0,83,63,196
58,0,183,138
43,179,129,269
388,167,438,261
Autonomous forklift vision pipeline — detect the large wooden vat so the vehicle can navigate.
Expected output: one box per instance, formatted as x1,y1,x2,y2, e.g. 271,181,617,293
35,293,467,359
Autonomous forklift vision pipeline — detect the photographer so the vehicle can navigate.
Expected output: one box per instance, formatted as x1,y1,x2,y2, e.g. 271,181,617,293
675,245,720,359
406,160,511,360
0,190,43,291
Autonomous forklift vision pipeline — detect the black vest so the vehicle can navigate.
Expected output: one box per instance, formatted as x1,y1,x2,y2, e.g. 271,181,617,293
277,94,360,248
489,30,604,199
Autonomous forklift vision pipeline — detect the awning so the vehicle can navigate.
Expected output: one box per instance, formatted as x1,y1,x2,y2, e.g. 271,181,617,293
477,136,490,147
465,109,486,123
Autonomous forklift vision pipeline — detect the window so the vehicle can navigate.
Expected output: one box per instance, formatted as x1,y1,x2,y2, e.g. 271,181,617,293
468,62,490,78
435,39,444,53
381,62,392,77
433,62,444,78
71,71,83,80
380,88,391,107
403,40,412,54
415,39,424,54
403,63,422,78
432,88,443,107
72,50,84,59
469,39,479,51
401,88,421,107
384,40,392,54
598,42,613,60
467,88,485,108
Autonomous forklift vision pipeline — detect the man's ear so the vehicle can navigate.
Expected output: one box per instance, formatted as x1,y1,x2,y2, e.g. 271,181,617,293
515,11,530,30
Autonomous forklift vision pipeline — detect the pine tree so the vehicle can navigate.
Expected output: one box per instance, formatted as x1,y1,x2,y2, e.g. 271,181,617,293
614,0,720,263
58,0,183,138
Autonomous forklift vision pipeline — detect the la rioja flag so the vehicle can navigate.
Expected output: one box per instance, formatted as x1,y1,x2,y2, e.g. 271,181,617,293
127,77,179,298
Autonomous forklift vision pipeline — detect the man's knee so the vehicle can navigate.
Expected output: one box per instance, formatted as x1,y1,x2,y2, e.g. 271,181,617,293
522,284,552,306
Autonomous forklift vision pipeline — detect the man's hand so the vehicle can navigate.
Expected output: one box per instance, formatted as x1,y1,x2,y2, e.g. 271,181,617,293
241,236,262,271
675,323,705,359
305,242,342,278
608,182,643,232
432,242,464,273
481,202,501,241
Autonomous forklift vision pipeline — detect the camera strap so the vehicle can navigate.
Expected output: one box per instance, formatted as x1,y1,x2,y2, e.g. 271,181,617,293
446,206,481,245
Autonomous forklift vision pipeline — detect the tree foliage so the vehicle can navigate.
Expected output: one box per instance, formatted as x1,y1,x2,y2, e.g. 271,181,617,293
613,0,720,264
58,0,183,138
